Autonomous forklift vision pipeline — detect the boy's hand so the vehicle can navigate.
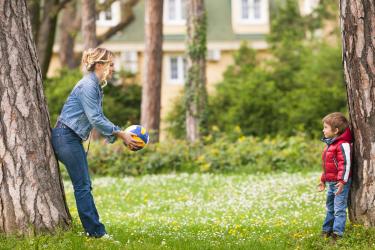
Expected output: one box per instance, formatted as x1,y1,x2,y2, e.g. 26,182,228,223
317,182,325,192
335,182,344,195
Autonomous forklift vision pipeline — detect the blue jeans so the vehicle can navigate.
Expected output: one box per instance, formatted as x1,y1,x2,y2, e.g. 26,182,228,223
322,179,351,236
51,127,106,237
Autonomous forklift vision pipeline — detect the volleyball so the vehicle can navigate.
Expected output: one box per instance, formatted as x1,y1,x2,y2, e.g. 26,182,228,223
124,125,149,151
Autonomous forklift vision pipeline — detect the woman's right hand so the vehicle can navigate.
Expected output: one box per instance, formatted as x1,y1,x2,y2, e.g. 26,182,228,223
115,131,141,149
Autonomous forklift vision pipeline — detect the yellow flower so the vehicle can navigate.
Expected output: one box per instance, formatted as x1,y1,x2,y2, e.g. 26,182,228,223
234,126,242,133
200,163,211,172
197,155,205,163
212,125,220,132
238,136,246,142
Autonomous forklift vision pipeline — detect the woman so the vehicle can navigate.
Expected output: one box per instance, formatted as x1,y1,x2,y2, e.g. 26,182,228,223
51,47,140,238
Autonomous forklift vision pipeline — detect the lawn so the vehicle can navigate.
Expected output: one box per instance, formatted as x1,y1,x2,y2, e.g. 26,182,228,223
1,172,375,250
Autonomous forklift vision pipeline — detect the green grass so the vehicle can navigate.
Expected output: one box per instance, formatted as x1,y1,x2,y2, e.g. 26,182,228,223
1,172,375,249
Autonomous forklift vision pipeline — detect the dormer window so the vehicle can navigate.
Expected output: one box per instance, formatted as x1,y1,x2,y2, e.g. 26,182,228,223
96,1,121,27
164,0,187,25
238,0,267,24
104,8,112,21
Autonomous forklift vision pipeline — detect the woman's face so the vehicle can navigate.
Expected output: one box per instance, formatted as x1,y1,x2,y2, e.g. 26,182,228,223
96,60,114,81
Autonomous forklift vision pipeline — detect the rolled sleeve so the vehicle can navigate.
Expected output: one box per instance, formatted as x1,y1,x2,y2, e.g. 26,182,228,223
106,123,121,143
78,83,119,143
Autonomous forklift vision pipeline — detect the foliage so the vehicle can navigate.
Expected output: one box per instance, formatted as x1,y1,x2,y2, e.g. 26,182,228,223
76,133,322,177
166,0,346,138
2,173,375,249
44,69,142,127
102,82,142,128
165,91,186,139
282,43,347,137
208,46,284,136
268,0,306,92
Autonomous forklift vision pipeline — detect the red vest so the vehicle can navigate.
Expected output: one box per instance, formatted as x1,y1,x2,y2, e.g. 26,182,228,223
321,128,353,184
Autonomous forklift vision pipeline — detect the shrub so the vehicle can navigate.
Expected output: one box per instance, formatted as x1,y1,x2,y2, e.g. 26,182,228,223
81,134,322,177
165,0,346,139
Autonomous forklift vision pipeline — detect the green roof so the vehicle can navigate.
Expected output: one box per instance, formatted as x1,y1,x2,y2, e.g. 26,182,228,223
109,0,267,43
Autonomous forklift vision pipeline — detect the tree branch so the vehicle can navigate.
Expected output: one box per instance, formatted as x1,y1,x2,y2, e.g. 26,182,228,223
96,0,139,45
57,0,74,12
96,0,118,12
50,0,74,17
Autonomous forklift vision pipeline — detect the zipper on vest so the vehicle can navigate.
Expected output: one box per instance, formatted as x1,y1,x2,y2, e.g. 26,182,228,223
333,156,338,170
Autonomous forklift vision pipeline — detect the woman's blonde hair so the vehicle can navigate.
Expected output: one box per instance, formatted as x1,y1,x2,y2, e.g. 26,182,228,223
81,47,113,72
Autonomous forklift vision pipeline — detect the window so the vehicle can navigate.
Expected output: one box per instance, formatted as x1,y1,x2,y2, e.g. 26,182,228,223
241,0,249,19
96,1,120,26
207,49,221,61
165,0,187,25
104,8,112,21
168,56,186,84
115,51,138,74
239,0,266,23
253,0,261,19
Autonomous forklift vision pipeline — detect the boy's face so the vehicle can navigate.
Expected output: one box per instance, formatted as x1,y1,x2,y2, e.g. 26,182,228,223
323,122,339,138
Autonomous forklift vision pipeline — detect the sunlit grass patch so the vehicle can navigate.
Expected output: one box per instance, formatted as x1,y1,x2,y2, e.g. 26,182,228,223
1,172,375,249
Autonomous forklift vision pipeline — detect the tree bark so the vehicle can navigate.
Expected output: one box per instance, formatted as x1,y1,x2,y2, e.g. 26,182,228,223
59,1,81,69
36,0,59,79
185,0,208,142
140,0,163,142
27,0,73,78
26,0,40,43
82,0,98,49
0,0,71,235
341,0,375,226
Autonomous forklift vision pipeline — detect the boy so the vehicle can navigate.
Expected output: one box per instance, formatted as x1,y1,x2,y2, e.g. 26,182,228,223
318,112,352,239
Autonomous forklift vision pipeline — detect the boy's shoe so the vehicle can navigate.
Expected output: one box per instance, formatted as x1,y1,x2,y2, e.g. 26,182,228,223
331,232,342,241
321,231,332,238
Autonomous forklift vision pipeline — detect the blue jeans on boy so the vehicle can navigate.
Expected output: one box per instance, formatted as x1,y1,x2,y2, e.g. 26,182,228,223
51,127,106,237
322,179,351,236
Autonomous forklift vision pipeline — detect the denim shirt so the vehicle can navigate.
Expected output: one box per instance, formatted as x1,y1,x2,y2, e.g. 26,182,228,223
58,72,120,143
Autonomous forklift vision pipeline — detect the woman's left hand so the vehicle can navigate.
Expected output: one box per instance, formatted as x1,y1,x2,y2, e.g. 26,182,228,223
116,131,142,149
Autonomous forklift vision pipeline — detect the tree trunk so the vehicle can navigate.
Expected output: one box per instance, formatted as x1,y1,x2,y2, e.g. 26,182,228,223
26,0,40,43
140,0,163,142
36,0,59,79
82,0,98,49
185,0,208,142
0,0,71,235
59,1,80,69
341,0,375,226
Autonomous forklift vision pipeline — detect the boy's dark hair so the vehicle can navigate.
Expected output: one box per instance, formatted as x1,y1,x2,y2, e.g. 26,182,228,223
322,112,349,134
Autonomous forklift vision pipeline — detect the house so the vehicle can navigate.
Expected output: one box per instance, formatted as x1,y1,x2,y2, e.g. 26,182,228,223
49,0,322,139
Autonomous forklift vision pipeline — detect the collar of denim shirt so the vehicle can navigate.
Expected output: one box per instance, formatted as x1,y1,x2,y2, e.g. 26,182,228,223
87,71,100,85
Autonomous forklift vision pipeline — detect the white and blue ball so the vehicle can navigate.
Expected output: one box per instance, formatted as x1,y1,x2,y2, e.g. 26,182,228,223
124,125,149,151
